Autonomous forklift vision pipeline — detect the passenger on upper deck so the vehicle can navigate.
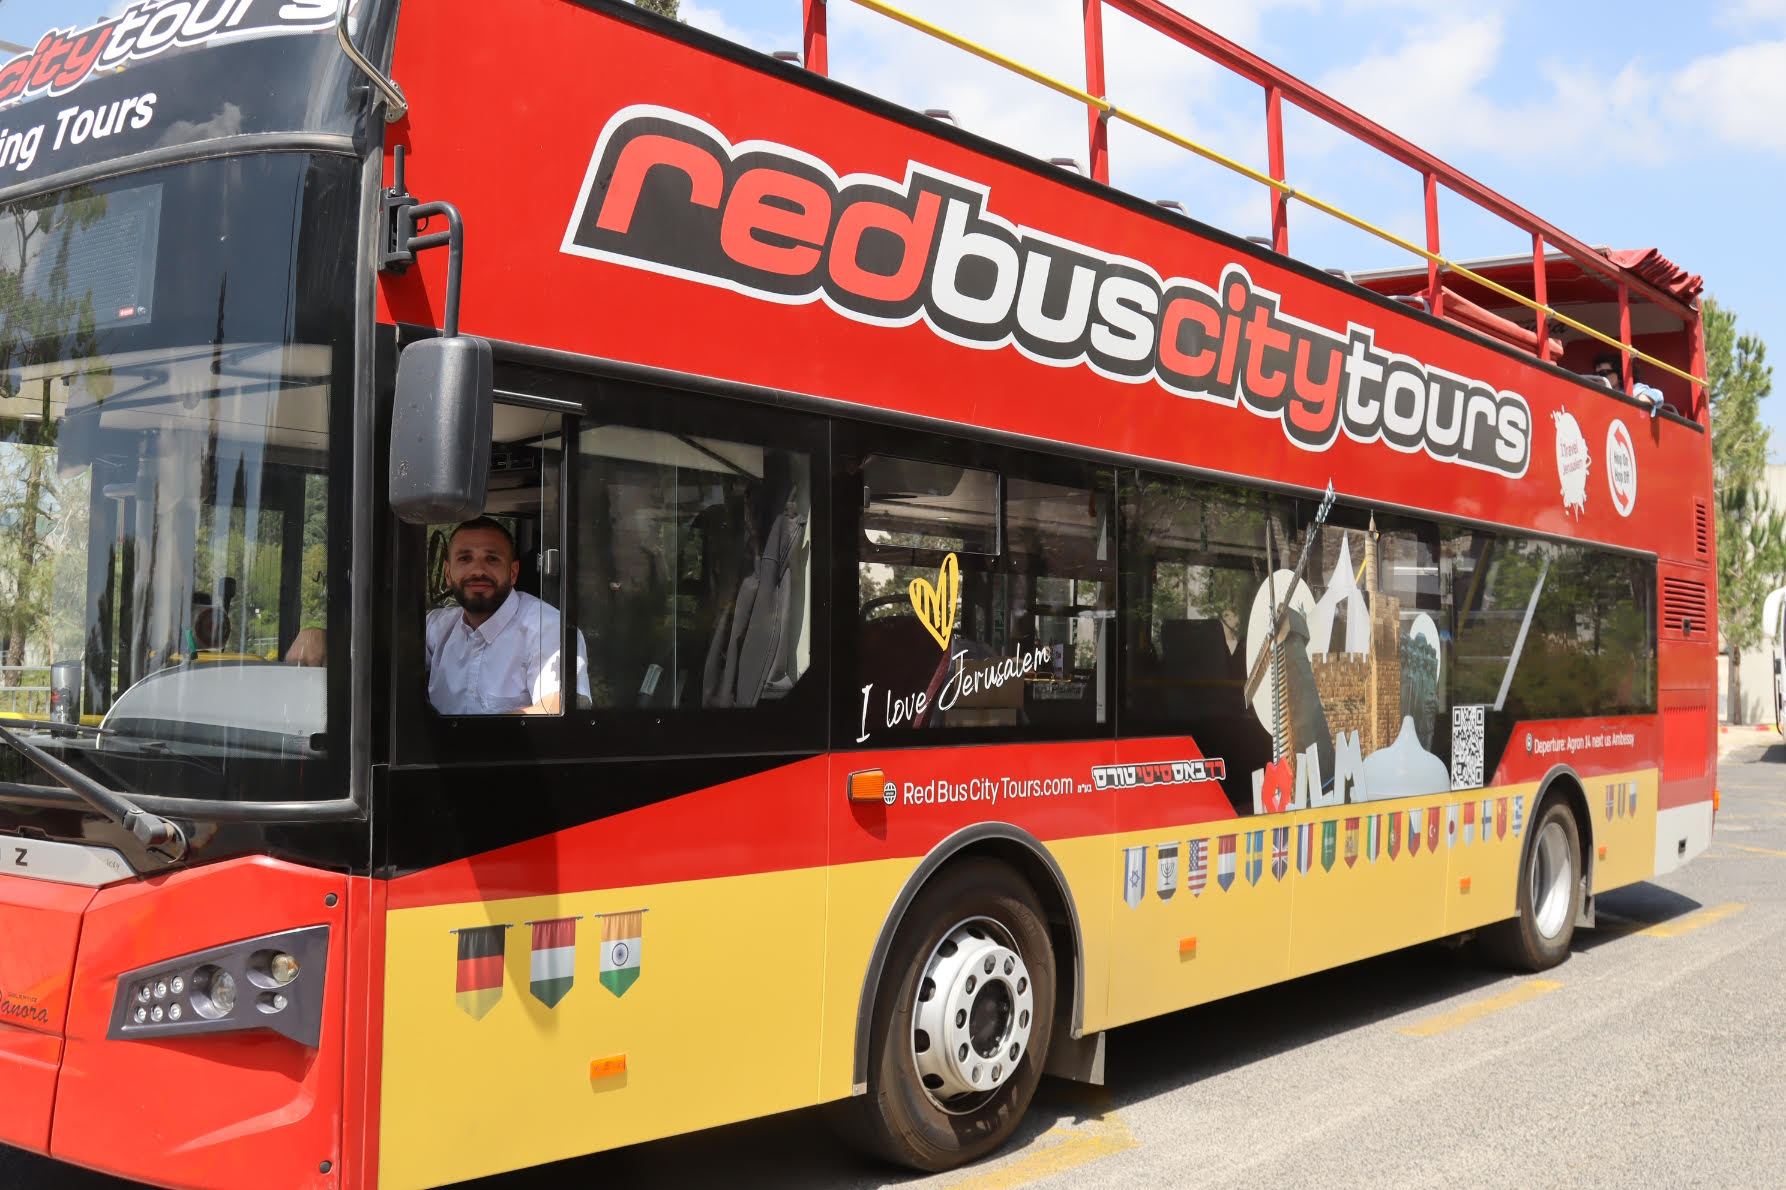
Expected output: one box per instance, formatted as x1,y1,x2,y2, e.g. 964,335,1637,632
1592,354,1667,418
424,517,590,715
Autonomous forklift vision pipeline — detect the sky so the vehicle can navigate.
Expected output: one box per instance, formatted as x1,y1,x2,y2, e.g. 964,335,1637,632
1,0,1781,458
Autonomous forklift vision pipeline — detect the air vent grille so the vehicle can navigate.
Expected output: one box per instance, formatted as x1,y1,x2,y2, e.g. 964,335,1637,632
1662,577,1709,635
1693,500,1710,556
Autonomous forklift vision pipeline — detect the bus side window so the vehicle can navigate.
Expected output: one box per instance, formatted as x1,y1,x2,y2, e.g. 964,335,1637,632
853,450,1114,742
1447,531,1655,721
1120,475,1282,813
574,421,813,713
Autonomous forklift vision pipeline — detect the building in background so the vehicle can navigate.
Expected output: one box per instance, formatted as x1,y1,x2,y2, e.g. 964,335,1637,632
1721,462,1786,726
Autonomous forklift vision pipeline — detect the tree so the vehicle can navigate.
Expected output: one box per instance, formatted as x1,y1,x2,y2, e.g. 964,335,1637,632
635,0,681,18
1704,297,1786,720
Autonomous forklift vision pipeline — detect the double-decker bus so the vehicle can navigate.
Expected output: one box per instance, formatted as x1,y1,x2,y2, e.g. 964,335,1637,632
0,2,1718,1187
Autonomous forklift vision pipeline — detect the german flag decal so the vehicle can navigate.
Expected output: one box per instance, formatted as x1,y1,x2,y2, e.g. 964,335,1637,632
452,924,511,1020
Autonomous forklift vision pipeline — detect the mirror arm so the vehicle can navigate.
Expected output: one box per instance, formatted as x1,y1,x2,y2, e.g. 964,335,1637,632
380,145,468,337
336,2,407,123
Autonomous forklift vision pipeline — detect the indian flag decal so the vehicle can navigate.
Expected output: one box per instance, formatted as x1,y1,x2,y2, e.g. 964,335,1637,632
452,924,511,1020
527,916,581,1008
600,909,646,998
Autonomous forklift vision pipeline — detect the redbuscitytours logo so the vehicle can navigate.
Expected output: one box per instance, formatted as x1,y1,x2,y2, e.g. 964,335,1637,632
0,0,342,110
565,105,1533,478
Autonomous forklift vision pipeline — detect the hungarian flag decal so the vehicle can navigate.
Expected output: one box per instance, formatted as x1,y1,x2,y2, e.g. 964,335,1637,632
600,910,646,997
527,916,581,1008
452,924,511,1020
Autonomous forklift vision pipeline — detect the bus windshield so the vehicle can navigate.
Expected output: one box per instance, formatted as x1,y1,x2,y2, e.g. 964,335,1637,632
0,152,356,804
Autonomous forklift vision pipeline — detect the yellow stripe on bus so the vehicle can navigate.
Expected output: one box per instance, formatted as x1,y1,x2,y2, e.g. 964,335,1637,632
377,770,1657,1188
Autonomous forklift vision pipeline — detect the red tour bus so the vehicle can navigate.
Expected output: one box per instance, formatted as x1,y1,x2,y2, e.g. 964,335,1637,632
0,1,1717,1187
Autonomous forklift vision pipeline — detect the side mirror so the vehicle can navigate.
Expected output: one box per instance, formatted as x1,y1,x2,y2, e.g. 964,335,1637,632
388,335,493,525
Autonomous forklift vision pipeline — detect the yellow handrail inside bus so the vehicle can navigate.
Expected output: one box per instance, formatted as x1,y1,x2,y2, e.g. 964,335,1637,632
838,0,1707,390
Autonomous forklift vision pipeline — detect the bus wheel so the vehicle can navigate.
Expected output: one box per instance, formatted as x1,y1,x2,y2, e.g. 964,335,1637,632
1483,798,1582,971
851,858,1055,1172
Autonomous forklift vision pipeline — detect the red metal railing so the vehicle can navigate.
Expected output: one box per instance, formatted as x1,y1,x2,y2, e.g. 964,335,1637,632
798,0,1708,406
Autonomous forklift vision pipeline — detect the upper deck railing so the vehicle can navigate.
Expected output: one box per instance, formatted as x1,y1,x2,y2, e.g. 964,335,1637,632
797,0,1708,407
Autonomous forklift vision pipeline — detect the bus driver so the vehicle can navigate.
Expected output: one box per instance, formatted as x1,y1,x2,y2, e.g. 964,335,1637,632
424,517,590,715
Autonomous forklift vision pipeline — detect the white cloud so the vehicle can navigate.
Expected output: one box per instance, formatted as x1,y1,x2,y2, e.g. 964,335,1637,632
1310,12,1677,170
1673,39,1786,151
1310,9,1786,168
1719,0,1786,25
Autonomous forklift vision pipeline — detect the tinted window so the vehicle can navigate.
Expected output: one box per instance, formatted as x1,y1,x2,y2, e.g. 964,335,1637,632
1121,469,1652,813
1120,474,1286,810
1448,530,1656,719
847,442,1114,746
577,416,815,715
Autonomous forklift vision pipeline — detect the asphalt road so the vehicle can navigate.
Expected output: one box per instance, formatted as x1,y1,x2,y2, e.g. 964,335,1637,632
8,734,1783,1190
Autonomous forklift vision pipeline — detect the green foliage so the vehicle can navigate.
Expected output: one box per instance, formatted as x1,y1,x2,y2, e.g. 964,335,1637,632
1705,297,1786,655
634,0,682,18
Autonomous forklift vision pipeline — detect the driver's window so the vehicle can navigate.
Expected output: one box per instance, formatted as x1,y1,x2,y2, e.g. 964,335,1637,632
422,407,583,716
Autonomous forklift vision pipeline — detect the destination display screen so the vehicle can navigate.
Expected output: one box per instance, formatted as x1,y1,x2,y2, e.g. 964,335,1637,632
0,182,163,335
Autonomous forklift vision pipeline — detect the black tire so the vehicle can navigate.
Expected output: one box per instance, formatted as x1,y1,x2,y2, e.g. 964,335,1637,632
1480,797,1583,971
834,858,1056,1172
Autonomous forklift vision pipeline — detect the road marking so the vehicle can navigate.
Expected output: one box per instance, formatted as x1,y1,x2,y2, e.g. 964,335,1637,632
939,1100,1137,1189
1637,902,1747,937
1716,842,1786,858
1399,979,1563,1037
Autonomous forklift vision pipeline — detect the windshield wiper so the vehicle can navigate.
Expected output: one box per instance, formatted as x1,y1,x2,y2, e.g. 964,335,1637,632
0,723,186,861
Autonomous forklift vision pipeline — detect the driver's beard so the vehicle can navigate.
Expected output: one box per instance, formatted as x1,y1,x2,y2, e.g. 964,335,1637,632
453,580,510,617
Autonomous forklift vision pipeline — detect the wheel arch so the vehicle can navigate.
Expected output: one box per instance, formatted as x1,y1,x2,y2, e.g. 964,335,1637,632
849,823,1084,1095
1532,763,1594,906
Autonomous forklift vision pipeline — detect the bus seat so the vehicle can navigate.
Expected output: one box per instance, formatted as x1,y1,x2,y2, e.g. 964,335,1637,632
760,502,810,701
703,494,808,707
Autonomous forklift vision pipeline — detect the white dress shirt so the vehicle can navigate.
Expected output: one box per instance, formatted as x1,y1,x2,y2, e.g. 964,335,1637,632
425,588,590,715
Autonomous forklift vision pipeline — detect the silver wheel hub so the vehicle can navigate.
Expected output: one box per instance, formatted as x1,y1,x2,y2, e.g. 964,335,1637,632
911,917,1034,1107
1531,819,1573,939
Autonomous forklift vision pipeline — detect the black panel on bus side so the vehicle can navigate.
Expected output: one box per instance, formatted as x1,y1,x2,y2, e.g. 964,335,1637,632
373,753,815,879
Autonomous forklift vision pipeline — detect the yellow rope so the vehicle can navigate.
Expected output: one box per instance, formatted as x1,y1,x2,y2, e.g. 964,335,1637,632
840,0,1705,389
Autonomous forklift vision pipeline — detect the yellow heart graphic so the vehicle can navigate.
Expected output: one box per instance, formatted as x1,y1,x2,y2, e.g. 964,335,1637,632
909,553,960,651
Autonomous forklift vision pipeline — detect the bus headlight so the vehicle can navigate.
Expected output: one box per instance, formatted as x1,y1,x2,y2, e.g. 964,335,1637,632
192,966,237,1017
108,925,328,1047
268,953,300,985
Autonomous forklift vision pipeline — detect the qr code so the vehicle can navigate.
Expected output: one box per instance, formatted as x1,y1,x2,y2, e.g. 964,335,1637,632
1451,705,1486,790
